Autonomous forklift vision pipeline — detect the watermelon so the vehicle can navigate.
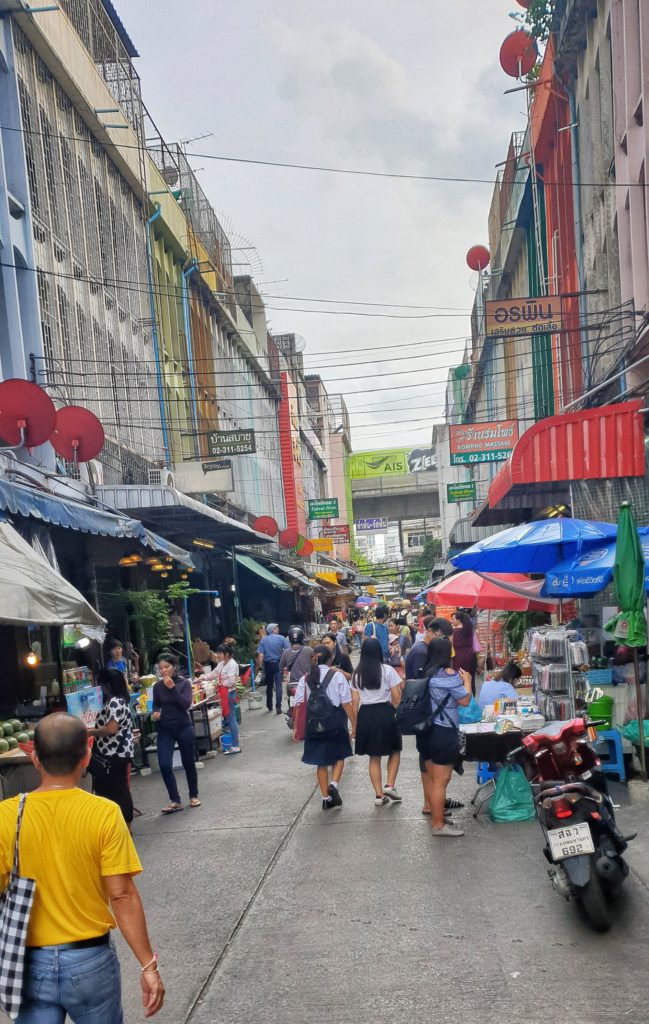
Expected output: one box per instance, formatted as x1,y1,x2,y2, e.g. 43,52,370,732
8,720,22,732
2,723,13,737
6,737,18,749
27,730,35,740
0,739,8,754
15,732,29,743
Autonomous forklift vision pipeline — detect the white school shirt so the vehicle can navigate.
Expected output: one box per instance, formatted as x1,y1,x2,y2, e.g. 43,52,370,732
351,664,401,706
294,665,352,707
216,659,238,689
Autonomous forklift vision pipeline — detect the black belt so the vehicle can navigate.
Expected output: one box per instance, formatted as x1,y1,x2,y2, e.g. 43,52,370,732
30,932,110,952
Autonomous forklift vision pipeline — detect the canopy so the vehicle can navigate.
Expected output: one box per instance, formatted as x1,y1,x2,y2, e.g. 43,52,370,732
235,554,290,590
452,518,617,574
542,528,649,596
0,520,105,626
425,571,556,611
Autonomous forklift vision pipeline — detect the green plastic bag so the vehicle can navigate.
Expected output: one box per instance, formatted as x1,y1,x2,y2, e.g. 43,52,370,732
489,764,535,823
622,720,649,745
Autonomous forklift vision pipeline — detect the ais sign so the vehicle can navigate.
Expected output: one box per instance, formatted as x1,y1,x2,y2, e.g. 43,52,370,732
485,296,562,338
349,447,436,479
449,420,518,466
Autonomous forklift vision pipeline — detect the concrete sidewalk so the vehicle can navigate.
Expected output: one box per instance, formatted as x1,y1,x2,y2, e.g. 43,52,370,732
116,707,649,1024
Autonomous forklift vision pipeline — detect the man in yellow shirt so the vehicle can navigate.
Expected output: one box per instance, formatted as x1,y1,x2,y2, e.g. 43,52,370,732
0,714,164,1022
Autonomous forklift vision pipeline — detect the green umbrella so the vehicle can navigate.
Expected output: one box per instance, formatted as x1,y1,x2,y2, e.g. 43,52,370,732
605,502,647,777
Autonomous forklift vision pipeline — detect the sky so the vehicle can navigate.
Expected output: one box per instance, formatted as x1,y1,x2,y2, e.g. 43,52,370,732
124,0,528,451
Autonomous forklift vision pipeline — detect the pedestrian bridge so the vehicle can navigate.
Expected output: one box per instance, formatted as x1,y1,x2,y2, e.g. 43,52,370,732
351,471,440,521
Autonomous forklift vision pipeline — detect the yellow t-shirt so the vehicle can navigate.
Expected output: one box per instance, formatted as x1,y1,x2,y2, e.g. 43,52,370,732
0,787,142,947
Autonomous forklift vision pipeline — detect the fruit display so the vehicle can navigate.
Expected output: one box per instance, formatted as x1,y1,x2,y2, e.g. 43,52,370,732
0,719,32,755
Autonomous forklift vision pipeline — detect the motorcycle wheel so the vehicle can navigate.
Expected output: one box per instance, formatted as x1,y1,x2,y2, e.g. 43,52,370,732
579,863,611,932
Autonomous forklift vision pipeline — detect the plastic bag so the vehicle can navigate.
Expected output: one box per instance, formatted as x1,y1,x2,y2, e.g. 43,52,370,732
489,764,535,823
624,681,647,724
622,719,649,745
458,696,482,724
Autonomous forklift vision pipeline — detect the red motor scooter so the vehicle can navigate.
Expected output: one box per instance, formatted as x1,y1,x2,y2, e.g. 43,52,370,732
511,718,635,931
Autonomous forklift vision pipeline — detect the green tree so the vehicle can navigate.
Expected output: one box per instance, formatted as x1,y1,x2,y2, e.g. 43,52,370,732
525,0,554,41
406,538,443,587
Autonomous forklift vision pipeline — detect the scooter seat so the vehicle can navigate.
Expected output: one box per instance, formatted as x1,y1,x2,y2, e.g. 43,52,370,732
523,718,586,751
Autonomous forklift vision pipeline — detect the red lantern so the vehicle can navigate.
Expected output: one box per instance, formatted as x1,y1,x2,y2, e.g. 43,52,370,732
466,245,491,272
279,528,300,549
252,515,278,538
499,30,538,78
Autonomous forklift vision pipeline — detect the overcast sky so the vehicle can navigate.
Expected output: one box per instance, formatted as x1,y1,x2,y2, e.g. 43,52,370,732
125,0,526,450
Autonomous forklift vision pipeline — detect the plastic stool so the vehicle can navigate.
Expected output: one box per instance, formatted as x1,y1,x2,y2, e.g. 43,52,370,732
476,761,498,785
595,730,626,782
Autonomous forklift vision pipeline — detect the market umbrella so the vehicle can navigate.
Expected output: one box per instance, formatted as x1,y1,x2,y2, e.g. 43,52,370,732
425,571,556,611
451,518,617,574
542,528,649,597
604,502,647,778
354,595,374,607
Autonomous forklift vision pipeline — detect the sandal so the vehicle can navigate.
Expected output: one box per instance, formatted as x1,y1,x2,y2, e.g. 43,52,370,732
421,809,431,816
161,803,183,815
189,798,202,808
445,798,465,810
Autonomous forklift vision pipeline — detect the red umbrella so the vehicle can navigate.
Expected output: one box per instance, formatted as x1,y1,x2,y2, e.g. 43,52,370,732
426,571,556,611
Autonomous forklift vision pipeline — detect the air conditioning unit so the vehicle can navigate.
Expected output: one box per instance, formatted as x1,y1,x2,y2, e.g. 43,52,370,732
87,460,104,486
148,468,175,488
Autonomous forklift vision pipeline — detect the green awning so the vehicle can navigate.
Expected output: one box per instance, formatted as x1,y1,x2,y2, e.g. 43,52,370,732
236,554,290,590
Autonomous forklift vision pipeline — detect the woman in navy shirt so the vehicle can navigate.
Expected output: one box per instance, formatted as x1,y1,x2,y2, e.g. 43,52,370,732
152,653,200,813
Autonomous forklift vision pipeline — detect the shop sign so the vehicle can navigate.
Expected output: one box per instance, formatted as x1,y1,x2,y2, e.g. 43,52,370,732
349,447,437,478
447,481,477,504
323,524,350,541
311,538,334,553
207,428,256,457
354,517,388,532
449,420,518,466
406,447,437,473
174,459,234,494
307,498,339,520
485,296,563,338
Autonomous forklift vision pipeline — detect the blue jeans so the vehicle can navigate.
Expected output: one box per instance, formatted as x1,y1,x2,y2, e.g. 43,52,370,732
17,942,123,1023
264,661,282,711
157,723,198,803
225,690,240,747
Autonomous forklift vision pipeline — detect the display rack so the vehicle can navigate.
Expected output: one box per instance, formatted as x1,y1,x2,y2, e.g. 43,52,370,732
527,627,589,721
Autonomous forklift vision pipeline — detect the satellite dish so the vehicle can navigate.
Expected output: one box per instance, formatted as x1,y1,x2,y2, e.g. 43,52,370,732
51,406,105,462
296,538,314,557
466,245,491,271
292,334,307,354
499,30,538,78
279,527,300,549
252,515,279,538
0,379,56,448
515,0,530,7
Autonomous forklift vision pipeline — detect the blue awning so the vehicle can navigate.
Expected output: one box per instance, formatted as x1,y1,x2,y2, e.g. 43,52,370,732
0,478,193,566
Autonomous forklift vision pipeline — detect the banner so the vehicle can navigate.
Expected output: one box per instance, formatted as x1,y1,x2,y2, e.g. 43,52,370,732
485,296,562,338
349,448,437,479
449,421,518,466
447,481,477,503
311,538,334,553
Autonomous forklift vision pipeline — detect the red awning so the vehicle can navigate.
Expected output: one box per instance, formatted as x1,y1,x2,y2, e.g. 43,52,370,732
488,400,645,510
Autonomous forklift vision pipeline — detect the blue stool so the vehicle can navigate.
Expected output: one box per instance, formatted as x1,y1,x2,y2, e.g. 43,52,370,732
595,730,626,782
476,761,498,785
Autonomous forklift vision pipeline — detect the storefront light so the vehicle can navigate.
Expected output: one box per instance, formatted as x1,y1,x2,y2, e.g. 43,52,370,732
26,652,39,667
192,538,214,550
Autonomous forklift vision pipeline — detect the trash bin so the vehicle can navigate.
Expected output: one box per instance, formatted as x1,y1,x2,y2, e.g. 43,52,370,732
587,695,614,731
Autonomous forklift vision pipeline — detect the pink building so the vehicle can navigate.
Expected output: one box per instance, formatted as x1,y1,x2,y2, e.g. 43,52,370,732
611,0,649,344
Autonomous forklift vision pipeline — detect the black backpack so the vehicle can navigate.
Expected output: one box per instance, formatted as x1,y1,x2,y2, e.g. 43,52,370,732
306,669,339,739
396,678,451,736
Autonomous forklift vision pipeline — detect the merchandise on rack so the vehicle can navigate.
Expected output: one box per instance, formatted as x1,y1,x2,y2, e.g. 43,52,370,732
526,626,588,721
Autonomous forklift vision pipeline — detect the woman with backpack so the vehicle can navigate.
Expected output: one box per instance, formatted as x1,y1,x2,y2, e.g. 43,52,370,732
351,637,403,806
416,637,472,838
292,645,355,810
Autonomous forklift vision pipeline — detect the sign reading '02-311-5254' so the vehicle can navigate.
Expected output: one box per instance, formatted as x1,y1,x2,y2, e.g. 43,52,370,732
208,429,256,457
307,498,339,520
449,420,518,466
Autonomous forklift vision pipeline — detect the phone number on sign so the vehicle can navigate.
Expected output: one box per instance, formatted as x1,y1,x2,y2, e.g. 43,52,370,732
450,450,511,465
209,443,253,456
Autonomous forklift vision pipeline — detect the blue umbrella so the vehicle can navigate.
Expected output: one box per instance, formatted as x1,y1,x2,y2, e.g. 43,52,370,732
542,527,649,596
451,518,617,574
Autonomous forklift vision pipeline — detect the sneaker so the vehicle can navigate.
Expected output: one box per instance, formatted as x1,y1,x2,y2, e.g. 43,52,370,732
328,784,343,807
322,798,334,811
383,786,402,803
431,823,465,838
374,794,390,806
276,709,283,715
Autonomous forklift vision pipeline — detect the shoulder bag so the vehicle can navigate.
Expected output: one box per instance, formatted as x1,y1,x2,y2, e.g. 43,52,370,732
0,794,36,1020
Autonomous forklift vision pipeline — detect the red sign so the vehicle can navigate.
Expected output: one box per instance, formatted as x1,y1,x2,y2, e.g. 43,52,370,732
449,420,518,466
323,525,350,541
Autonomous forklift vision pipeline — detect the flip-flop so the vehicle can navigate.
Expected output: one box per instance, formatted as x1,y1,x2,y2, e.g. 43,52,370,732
189,798,201,808
161,803,183,815
445,798,465,810
421,809,431,816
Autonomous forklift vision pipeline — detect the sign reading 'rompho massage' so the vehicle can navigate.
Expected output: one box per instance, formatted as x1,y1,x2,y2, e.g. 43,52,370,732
449,420,518,466
485,296,563,338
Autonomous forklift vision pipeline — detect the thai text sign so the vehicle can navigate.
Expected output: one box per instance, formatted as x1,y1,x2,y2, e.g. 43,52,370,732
307,498,339,520
208,428,256,457
354,518,388,532
323,525,350,541
447,482,477,504
311,538,334,553
485,297,562,338
449,420,518,466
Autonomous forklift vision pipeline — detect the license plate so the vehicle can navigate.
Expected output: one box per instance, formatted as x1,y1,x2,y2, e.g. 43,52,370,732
547,822,595,861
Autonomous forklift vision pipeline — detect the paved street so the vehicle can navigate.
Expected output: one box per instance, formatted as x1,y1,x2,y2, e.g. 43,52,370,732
116,707,649,1024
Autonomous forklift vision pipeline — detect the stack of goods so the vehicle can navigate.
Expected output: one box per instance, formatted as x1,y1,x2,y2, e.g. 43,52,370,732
0,718,34,755
62,666,93,695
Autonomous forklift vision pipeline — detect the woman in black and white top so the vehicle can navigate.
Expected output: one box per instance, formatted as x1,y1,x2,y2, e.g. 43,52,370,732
351,637,403,806
88,668,135,826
